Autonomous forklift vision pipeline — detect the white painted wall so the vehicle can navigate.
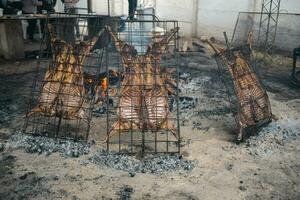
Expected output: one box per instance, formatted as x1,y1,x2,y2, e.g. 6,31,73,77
196,0,300,40
196,0,257,39
155,0,194,37
78,0,300,50
55,0,88,13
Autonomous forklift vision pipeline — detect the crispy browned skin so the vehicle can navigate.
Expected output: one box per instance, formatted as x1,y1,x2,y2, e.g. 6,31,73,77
105,26,179,141
29,24,106,119
203,36,272,141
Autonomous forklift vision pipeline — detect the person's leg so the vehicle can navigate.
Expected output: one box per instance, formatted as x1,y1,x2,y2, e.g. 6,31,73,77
133,0,137,13
71,8,80,37
27,19,37,40
128,0,134,20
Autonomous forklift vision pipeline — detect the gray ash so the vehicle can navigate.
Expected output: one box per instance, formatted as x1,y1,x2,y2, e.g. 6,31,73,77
5,130,90,158
93,106,107,117
89,150,194,174
197,107,231,117
116,185,134,200
179,76,212,92
178,96,198,110
93,99,114,117
245,121,300,158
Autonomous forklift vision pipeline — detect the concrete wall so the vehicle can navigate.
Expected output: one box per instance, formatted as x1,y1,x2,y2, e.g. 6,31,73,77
155,0,194,37
55,0,88,13
196,0,300,41
196,0,258,39
157,0,300,51
89,0,300,51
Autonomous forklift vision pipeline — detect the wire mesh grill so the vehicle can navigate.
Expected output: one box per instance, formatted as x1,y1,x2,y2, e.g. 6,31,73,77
231,12,300,53
215,44,272,140
102,16,180,155
24,14,108,141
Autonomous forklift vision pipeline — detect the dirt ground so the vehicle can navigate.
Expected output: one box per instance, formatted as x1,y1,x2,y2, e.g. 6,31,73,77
0,45,299,200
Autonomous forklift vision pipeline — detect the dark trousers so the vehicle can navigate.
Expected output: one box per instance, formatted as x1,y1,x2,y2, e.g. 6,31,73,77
23,11,37,40
128,0,137,20
65,7,80,37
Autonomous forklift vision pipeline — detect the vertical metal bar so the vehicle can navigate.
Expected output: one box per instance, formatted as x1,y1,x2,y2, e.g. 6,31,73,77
108,0,110,16
106,46,110,152
130,24,133,154
264,0,273,50
292,48,297,77
223,32,230,49
257,0,265,44
118,29,122,153
231,12,240,44
154,19,158,154
270,0,281,50
258,0,281,53
175,20,180,154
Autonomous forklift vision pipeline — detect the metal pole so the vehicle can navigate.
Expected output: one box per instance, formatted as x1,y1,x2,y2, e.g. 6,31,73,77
107,0,110,16
257,0,281,54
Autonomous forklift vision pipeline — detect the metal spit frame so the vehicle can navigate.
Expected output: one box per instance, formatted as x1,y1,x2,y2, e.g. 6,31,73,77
104,15,180,155
214,44,272,140
24,13,106,141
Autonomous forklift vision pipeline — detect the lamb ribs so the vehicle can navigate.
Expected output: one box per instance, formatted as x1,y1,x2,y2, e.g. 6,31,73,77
25,21,106,140
204,38,272,141
29,24,105,120
105,26,180,142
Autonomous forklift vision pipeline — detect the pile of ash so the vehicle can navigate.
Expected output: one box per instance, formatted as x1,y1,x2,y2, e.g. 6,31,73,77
89,150,194,175
245,120,300,158
116,185,134,200
178,96,198,110
93,106,107,117
179,75,211,93
5,130,90,158
169,96,198,112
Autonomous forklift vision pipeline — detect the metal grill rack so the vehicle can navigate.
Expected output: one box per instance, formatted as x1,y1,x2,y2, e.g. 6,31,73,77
214,44,272,140
24,14,108,141
103,15,180,155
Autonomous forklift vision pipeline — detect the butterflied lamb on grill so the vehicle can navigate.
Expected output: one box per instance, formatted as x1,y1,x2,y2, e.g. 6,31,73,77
104,26,179,141
29,24,106,119
202,35,273,141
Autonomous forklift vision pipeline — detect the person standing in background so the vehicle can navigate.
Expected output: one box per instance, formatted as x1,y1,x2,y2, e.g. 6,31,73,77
128,0,137,20
62,0,79,37
22,0,43,41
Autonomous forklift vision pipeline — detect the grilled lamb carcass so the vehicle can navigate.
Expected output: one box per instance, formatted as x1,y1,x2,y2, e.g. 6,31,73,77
202,36,272,141
104,26,179,141
29,24,106,119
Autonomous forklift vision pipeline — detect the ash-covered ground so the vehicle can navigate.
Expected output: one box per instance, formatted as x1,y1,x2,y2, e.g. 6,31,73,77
0,42,300,199
89,150,194,175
